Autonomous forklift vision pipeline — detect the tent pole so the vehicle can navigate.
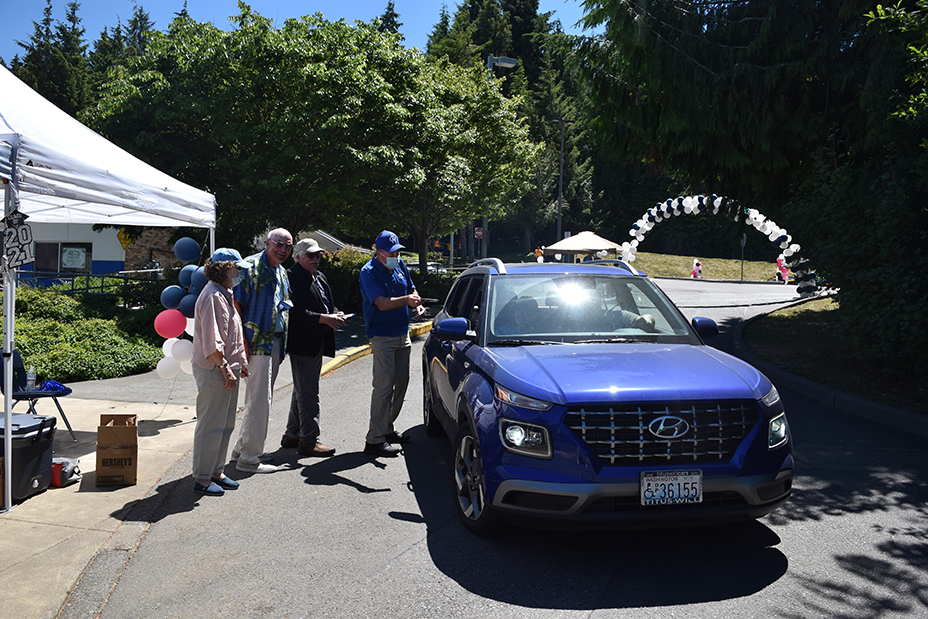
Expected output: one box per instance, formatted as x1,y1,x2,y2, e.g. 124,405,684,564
2,178,14,512
209,227,215,254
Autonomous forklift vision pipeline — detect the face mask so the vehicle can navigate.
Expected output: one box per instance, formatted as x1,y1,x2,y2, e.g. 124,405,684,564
230,272,244,286
385,257,400,270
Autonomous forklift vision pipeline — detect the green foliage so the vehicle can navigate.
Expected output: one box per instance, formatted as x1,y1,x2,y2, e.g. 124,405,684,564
570,0,928,375
318,249,372,313
318,248,456,313
82,6,537,262
7,287,162,381
792,150,928,375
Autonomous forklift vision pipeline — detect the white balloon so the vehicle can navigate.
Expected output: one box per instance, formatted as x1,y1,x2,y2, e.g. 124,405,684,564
536,256,543,263
161,337,179,357
554,254,562,261
597,250,607,258
626,254,635,262
185,317,195,337
180,360,193,374
156,356,181,379
171,339,194,362
631,239,639,247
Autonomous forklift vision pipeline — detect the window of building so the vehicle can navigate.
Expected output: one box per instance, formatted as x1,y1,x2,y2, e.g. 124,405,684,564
34,242,93,273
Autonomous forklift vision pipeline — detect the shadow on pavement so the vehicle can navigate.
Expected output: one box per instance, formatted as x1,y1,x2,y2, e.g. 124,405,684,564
402,422,789,611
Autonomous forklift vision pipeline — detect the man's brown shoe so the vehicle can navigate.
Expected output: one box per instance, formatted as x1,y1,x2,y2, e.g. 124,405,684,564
280,434,299,449
298,441,336,457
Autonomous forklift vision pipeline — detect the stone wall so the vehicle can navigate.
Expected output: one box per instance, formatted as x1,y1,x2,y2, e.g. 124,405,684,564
123,228,187,271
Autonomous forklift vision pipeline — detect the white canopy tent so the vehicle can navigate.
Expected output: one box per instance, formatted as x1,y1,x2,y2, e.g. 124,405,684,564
544,230,624,256
0,64,217,511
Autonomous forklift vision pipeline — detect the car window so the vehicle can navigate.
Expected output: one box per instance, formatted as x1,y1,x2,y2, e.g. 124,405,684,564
444,276,484,319
487,273,692,342
444,277,472,317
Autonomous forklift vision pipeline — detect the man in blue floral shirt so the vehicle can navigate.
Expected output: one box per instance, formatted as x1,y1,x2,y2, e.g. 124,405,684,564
230,228,293,473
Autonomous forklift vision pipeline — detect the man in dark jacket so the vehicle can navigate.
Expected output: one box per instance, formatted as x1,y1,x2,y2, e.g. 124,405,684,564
281,238,345,456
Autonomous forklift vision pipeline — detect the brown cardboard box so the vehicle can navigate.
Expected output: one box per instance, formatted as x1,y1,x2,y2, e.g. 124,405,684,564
95,413,138,486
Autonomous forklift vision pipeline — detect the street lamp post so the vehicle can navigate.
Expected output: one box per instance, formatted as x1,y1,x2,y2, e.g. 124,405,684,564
481,55,518,258
551,117,574,248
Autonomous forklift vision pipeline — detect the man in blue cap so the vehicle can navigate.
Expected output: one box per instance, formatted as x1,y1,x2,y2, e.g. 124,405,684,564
359,230,424,457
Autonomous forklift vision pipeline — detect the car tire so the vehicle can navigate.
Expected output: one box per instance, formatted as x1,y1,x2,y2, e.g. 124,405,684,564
452,421,499,536
422,360,443,437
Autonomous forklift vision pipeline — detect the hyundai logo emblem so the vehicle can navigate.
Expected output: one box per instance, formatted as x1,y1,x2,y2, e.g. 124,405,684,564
648,415,690,439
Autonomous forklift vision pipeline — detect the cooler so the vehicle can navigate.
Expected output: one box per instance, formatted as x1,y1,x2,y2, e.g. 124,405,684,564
0,413,57,502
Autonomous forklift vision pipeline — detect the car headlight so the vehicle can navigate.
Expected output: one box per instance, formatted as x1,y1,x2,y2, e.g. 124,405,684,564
768,412,789,449
499,418,552,458
495,385,553,412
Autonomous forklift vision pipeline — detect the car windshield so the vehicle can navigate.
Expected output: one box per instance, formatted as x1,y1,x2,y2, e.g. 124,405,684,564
485,273,694,344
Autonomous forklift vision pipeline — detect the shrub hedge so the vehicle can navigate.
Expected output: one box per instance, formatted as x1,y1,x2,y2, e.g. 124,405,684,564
6,287,162,383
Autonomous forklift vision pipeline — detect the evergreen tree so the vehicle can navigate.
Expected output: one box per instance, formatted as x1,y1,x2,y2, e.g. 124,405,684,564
472,0,512,61
89,23,127,92
427,3,477,67
376,1,404,40
125,5,154,58
12,0,56,93
426,5,451,55
12,0,91,117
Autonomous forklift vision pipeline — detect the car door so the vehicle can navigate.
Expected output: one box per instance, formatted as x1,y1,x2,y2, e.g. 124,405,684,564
433,275,484,415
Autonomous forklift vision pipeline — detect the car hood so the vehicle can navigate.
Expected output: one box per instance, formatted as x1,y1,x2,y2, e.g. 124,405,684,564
474,343,770,405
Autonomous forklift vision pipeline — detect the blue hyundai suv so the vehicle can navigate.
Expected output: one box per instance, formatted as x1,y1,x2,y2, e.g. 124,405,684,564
422,259,793,535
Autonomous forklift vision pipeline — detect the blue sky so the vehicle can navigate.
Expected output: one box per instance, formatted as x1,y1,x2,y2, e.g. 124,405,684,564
1,0,595,64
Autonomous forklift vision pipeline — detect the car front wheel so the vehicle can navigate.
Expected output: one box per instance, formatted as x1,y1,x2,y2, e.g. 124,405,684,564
452,421,499,535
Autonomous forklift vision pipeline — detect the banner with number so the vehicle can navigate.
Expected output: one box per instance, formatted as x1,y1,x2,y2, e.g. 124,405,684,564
2,210,36,268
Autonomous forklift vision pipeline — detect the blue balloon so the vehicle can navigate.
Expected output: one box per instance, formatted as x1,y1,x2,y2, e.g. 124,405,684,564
179,264,198,289
160,285,186,310
191,266,207,291
179,293,198,319
173,237,201,262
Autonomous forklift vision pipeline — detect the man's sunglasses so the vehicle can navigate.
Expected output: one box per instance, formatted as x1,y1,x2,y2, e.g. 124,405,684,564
268,240,293,251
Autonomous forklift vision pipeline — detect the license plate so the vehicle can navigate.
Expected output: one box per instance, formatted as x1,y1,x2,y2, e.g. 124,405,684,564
640,470,702,506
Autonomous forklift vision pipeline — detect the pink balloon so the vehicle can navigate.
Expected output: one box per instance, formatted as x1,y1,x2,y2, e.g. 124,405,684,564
154,309,187,339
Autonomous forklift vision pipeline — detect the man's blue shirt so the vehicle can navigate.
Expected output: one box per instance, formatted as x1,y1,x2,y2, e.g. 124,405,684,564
233,250,290,357
359,257,415,338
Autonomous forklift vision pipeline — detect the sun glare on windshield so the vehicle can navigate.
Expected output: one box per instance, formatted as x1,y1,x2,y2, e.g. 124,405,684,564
557,282,590,305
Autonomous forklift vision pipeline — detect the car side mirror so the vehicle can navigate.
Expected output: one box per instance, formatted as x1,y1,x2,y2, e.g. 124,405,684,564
432,317,477,341
691,316,719,338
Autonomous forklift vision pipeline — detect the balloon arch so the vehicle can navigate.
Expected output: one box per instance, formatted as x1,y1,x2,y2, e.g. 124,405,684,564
617,195,817,296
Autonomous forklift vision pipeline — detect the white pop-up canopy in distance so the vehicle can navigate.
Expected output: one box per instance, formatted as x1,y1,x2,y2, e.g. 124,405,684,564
0,64,217,512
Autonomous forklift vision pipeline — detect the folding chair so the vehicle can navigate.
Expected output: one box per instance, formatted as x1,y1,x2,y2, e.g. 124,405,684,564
0,349,76,442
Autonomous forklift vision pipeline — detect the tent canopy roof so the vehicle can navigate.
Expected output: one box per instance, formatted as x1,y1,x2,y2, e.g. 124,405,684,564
544,230,623,254
0,65,215,229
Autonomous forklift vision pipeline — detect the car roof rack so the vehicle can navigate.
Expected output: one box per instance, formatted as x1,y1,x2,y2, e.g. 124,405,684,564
588,259,641,274
469,258,507,274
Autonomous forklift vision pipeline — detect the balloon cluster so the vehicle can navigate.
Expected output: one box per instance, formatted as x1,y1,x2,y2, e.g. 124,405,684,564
623,195,817,296
623,196,724,262
153,237,204,379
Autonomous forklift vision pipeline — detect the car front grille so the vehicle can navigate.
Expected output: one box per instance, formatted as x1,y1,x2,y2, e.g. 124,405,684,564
564,401,759,466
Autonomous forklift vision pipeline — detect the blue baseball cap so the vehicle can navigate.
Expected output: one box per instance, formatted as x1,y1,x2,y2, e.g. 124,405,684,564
375,230,405,253
210,247,250,268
